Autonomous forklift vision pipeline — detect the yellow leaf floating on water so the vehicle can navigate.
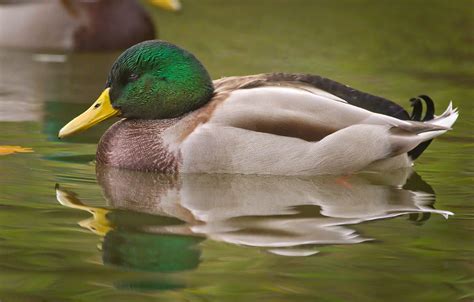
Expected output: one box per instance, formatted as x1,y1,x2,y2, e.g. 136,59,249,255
0,145,34,156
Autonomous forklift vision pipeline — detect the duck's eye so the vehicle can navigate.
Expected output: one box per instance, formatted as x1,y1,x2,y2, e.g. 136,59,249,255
128,73,139,82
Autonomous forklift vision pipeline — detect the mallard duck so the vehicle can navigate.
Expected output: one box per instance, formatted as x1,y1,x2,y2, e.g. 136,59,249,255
0,0,180,51
58,40,459,175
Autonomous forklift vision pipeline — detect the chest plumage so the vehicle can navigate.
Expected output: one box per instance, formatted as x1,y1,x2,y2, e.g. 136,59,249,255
97,119,181,173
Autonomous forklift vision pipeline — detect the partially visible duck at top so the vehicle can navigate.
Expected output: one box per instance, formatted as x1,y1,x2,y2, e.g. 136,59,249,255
0,0,181,51
58,40,459,175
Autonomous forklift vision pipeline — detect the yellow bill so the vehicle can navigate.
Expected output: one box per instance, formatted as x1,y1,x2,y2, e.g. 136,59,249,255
148,0,181,11
58,88,120,139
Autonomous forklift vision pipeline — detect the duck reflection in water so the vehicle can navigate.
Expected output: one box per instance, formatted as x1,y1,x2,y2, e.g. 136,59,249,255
56,167,452,266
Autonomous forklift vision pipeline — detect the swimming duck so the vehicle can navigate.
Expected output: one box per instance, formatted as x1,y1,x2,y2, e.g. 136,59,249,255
58,40,459,175
0,0,180,51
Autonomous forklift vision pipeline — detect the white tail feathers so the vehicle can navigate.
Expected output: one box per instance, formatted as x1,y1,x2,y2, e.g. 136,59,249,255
389,102,459,156
416,102,459,141
429,101,459,129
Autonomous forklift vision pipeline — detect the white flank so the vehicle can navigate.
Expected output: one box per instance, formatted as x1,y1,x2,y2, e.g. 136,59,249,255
176,86,458,175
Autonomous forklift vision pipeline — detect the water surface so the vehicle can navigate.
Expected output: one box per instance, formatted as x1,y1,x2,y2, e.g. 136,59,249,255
0,1,473,301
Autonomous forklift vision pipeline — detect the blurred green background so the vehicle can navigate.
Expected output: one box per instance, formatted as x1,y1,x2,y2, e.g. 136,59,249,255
0,1,473,301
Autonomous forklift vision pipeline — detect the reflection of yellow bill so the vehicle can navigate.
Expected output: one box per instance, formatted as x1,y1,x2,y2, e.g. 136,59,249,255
0,145,33,156
55,184,112,236
148,0,182,11
58,88,120,139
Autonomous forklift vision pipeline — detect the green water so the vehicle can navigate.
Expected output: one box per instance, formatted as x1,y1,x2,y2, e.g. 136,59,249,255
0,1,473,301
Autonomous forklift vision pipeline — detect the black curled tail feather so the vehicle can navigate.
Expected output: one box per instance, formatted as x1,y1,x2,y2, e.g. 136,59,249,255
418,95,435,121
407,95,436,160
409,98,422,121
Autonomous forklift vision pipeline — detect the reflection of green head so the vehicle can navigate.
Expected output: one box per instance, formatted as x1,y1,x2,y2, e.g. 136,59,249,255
114,278,185,292
103,231,203,272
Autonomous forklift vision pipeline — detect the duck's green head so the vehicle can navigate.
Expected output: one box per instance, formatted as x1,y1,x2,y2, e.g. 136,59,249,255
59,40,214,138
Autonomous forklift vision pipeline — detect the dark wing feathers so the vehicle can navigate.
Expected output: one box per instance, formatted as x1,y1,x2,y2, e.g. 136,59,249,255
214,73,411,119
280,73,412,120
